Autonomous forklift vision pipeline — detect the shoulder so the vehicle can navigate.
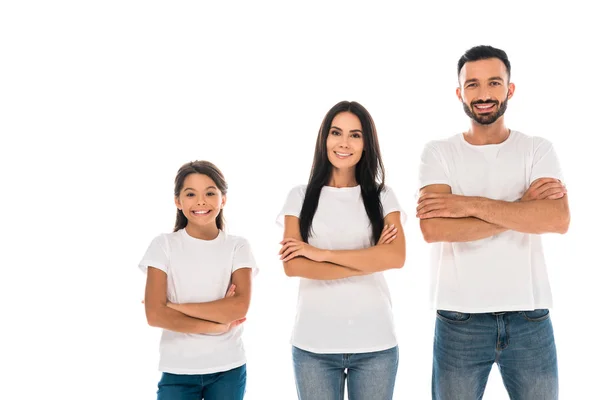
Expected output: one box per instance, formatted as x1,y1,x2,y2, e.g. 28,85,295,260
422,134,462,154
510,130,554,152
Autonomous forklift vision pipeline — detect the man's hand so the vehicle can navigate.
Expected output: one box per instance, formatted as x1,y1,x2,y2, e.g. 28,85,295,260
520,178,567,202
416,193,477,219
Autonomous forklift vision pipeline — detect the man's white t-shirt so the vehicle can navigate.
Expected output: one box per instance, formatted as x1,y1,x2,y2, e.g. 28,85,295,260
139,228,257,374
278,185,406,354
418,130,564,313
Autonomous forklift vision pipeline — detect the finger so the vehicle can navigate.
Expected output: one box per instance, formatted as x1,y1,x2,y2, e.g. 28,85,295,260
417,193,445,203
280,246,301,260
383,234,397,244
417,203,445,216
279,242,298,255
282,250,301,262
379,225,397,243
279,238,298,246
417,200,444,212
546,192,565,200
529,178,559,189
538,187,567,199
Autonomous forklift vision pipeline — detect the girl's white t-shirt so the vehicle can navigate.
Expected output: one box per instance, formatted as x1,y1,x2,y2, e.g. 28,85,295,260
139,228,257,374
277,185,406,354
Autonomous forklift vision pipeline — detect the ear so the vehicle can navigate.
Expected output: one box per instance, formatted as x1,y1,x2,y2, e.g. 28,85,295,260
174,196,182,210
456,87,463,102
221,195,227,209
507,82,516,99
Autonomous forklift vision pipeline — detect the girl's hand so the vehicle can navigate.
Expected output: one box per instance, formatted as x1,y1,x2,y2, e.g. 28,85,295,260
214,317,247,334
377,224,398,245
279,238,325,262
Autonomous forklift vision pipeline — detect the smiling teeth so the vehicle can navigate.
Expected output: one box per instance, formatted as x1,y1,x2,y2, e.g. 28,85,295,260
335,152,351,156
193,210,209,214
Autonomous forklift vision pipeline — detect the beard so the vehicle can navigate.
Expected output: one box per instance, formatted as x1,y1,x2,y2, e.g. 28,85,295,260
463,95,509,125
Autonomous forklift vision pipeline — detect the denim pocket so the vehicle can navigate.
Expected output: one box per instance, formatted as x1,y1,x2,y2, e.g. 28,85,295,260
436,310,472,323
521,308,550,322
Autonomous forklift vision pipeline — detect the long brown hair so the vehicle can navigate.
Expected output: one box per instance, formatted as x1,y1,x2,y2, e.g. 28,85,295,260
173,161,228,232
299,101,385,244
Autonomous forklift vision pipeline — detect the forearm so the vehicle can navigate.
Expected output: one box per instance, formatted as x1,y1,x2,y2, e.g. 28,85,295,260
420,217,506,243
471,197,570,234
169,297,247,325
320,245,405,272
283,257,367,280
146,305,224,334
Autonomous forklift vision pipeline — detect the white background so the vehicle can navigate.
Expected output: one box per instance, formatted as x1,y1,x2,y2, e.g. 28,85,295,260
1,1,598,399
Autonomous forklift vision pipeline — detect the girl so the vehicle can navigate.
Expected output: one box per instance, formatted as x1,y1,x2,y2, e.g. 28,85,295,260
140,160,257,400
277,101,407,400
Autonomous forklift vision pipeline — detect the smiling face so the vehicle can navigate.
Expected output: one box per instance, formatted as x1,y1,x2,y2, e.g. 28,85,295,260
457,57,515,125
326,111,364,171
174,173,226,230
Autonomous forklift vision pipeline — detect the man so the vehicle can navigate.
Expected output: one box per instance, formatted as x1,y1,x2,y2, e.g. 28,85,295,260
417,45,569,399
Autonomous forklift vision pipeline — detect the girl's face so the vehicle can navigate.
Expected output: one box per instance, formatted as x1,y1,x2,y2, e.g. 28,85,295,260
175,173,225,229
326,111,364,170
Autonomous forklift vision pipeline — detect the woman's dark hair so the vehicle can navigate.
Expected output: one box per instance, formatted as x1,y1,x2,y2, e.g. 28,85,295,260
299,101,385,244
173,160,228,232
457,45,511,81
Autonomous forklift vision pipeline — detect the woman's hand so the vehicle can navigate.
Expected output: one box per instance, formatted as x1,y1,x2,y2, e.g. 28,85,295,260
279,238,326,262
377,224,398,245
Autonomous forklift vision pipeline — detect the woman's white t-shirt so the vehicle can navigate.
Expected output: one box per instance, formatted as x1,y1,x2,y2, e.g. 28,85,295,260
139,228,257,374
278,185,406,354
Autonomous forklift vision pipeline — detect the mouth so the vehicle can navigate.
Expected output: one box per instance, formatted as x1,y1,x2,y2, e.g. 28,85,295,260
473,103,497,113
333,151,353,159
191,210,211,216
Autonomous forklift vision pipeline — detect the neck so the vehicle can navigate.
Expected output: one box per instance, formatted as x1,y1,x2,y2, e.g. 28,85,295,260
464,117,510,145
185,223,220,240
327,167,358,188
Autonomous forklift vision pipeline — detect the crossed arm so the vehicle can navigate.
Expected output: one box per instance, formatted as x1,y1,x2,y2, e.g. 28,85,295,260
417,178,570,243
279,211,406,280
144,267,251,333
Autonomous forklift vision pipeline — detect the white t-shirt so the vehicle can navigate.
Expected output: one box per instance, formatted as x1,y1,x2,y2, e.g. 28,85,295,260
418,130,564,313
277,184,406,354
139,228,257,374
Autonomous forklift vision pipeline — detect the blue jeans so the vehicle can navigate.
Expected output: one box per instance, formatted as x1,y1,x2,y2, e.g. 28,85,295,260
157,364,246,400
292,345,398,400
433,309,558,400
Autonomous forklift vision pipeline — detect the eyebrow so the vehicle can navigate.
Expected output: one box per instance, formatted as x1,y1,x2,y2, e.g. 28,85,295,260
464,76,505,85
331,125,363,133
183,186,218,192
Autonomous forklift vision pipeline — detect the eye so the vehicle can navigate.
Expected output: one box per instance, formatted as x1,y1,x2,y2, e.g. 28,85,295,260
351,133,362,139
490,81,501,86
466,83,477,88
329,130,341,136
206,192,216,197
186,193,195,197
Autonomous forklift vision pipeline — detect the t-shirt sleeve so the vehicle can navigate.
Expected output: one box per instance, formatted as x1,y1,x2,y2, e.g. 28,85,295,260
232,237,258,276
530,138,564,184
418,141,451,190
276,185,306,227
138,235,169,274
381,186,407,225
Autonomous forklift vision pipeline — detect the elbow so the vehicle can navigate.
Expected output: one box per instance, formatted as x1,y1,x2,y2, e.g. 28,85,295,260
282,261,298,277
420,221,439,243
145,308,162,328
556,214,570,234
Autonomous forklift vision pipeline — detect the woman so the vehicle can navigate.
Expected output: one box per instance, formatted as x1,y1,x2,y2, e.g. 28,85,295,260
277,101,406,399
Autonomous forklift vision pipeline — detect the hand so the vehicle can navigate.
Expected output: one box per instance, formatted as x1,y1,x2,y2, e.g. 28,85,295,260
214,317,247,334
417,193,475,219
377,224,398,245
520,178,567,201
279,238,325,262
224,283,236,298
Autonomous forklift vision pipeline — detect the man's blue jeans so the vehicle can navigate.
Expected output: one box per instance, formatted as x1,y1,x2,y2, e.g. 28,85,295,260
433,309,558,400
